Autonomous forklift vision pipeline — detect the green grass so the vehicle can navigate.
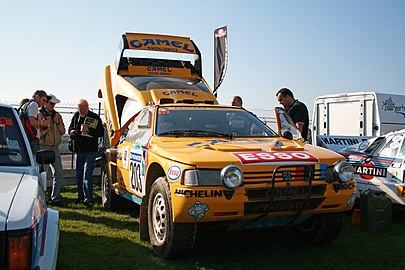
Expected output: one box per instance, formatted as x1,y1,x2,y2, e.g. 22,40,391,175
55,186,405,270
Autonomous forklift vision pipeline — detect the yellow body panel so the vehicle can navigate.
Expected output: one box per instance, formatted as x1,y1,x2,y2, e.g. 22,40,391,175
114,130,355,223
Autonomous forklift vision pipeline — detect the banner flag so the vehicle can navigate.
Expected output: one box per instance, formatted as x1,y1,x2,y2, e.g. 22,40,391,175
213,26,228,97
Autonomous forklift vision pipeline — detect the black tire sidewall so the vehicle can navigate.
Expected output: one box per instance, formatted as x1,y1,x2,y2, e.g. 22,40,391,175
148,177,173,253
101,164,111,209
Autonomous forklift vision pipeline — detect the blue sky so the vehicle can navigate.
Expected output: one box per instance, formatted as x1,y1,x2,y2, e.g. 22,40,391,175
1,0,404,115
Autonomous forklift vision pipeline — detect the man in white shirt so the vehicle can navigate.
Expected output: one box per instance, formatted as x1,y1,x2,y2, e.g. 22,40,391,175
25,90,51,155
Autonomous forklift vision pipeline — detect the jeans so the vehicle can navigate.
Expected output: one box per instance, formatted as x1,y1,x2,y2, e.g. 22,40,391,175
76,152,97,203
41,145,64,202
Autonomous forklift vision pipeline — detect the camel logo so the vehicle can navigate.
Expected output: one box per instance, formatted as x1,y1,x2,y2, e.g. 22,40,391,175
187,201,209,221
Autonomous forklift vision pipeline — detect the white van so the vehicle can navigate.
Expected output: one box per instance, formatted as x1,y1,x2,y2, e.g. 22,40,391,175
311,92,405,151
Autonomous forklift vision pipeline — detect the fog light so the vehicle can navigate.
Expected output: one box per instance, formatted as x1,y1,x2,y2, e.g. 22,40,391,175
334,161,354,183
220,165,243,189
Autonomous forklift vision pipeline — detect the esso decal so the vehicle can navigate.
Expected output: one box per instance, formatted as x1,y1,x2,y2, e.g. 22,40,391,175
168,165,181,181
233,151,319,165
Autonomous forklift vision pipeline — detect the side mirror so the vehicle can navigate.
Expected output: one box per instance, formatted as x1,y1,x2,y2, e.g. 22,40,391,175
36,149,55,165
36,150,55,192
274,107,304,142
282,130,293,140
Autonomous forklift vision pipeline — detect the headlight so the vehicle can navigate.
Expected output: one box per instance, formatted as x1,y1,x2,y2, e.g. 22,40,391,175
220,165,243,189
334,161,354,183
184,170,221,186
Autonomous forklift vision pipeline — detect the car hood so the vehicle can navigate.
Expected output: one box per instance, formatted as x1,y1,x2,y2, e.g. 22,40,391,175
0,172,40,231
149,137,344,167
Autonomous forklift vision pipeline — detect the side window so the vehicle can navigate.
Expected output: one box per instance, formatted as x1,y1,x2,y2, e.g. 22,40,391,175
379,134,403,157
125,109,151,145
397,135,405,158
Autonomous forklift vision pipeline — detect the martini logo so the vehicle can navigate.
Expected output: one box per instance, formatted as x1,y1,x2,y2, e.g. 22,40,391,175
353,162,387,180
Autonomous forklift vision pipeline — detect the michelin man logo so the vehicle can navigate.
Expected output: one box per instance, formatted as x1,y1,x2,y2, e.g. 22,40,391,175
187,201,209,222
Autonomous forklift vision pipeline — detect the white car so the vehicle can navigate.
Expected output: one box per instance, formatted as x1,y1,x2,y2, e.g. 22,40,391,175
0,103,59,269
339,129,405,205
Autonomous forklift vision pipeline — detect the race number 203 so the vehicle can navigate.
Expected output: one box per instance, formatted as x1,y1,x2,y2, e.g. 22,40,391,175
232,151,319,165
129,149,145,196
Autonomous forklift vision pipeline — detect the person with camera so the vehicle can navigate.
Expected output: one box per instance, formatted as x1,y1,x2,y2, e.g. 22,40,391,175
68,99,104,206
24,90,52,155
39,94,67,207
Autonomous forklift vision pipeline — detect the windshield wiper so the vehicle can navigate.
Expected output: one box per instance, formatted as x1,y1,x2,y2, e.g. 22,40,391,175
158,130,233,139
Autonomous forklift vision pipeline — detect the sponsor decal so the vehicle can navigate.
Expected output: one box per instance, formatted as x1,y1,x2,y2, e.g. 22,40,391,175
188,201,209,221
233,151,319,165
129,148,145,196
122,147,129,170
321,137,362,146
244,198,325,215
128,38,195,53
105,109,114,136
353,163,387,180
158,108,171,115
333,182,356,192
0,117,12,126
358,140,370,151
167,165,181,181
162,89,198,97
381,97,405,116
175,189,234,200
245,185,326,201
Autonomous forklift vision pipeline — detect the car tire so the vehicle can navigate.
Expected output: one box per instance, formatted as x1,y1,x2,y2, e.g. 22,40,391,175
148,176,196,258
292,212,344,245
101,163,126,210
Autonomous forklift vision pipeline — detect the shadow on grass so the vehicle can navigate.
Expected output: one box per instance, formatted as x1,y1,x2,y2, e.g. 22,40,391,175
57,185,405,270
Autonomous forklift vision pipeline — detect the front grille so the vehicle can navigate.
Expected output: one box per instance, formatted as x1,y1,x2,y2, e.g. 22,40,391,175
243,164,328,185
243,165,328,217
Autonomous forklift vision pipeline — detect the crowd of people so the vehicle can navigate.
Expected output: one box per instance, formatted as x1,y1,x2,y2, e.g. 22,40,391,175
21,90,103,207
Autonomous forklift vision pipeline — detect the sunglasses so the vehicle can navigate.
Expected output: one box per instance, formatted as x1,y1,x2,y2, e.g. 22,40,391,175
48,101,56,106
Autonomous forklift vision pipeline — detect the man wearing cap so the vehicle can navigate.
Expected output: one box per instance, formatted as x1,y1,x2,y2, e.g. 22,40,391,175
39,94,67,206
26,90,52,155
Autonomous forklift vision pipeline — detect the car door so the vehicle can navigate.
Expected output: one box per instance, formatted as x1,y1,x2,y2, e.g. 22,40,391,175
116,108,152,198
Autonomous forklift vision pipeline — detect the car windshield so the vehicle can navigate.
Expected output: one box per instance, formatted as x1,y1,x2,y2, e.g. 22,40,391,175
155,106,278,138
123,76,210,92
0,107,31,166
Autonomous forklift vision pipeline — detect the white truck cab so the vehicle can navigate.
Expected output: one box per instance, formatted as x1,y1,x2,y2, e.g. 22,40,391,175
312,92,405,151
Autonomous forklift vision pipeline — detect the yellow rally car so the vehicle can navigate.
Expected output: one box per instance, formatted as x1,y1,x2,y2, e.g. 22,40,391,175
98,32,356,258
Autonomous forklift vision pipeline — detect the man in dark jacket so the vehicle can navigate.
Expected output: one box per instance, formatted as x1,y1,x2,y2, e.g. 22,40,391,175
68,99,104,206
276,88,309,141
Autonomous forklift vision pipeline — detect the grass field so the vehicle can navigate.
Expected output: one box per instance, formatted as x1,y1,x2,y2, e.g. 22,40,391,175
55,186,405,270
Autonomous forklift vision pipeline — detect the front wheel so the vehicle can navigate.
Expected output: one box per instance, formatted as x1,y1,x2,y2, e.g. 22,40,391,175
148,177,196,258
292,212,344,245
